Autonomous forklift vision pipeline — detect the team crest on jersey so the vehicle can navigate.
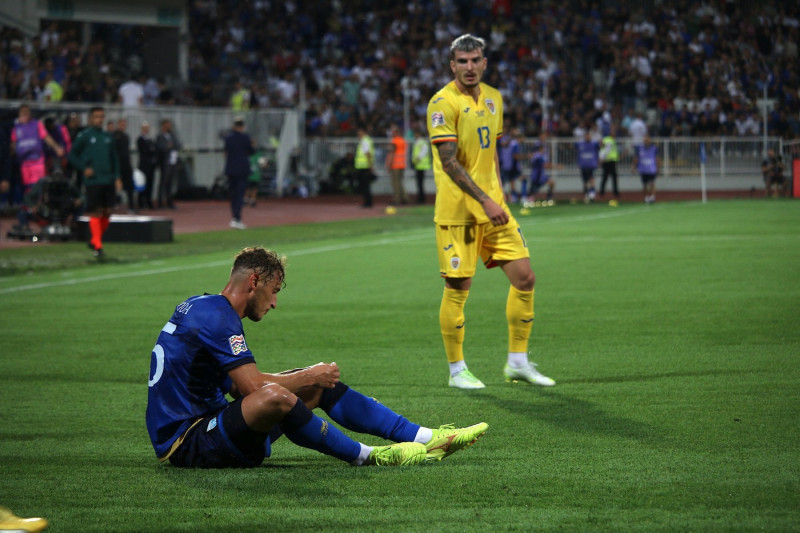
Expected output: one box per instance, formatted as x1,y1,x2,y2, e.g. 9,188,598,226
485,99,496,115
431,111,445,128
450,257,461,270
229,334,247,355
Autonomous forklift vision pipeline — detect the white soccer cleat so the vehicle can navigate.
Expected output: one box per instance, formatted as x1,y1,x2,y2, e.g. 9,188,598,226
504,362,555,387
448,369,486,389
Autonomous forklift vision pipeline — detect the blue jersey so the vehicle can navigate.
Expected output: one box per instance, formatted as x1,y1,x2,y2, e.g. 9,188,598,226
636,144,658,174
529,150,548,186
146,294,255,459
577,140,599,169
500,138,520,173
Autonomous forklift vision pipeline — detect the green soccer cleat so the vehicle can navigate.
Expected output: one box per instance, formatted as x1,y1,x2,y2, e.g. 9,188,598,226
425,422,489,461
366,442,427,466
448,369,486,389
504,362,555,386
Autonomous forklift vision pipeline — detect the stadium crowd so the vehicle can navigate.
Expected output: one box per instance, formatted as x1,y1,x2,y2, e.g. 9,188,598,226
1,0,799,142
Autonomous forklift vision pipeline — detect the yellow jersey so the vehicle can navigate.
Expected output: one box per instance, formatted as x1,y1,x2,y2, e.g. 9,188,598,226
427,80,505,224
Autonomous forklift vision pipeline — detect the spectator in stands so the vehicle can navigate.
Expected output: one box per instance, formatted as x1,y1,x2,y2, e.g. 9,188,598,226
118,74,144,108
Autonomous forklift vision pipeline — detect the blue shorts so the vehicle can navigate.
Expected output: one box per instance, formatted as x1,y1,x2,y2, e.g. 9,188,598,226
501,167,520,184
580,168,595,182
528,173,549,194
168,398,284,468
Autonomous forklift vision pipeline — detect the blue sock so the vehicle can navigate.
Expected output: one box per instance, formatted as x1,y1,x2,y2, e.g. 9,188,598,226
280,398,361,462
321,383,420,443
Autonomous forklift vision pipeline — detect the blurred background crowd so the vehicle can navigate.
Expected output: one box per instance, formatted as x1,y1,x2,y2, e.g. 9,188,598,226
1,0,799,141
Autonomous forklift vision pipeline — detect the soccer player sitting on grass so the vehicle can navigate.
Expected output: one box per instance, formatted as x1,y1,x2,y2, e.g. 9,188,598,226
146,246,488,468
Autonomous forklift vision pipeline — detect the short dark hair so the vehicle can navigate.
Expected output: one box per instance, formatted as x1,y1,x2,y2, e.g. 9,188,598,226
89,106,104,115
449,34,486,61
232,246,286,287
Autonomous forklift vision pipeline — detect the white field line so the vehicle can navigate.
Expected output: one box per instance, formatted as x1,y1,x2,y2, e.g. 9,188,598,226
4,206,788,294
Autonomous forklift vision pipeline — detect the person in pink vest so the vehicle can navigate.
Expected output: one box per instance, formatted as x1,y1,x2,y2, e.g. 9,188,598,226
10,104,64,194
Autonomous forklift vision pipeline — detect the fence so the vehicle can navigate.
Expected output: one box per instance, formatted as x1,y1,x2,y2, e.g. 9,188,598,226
0,98,792,197
305,136,788,196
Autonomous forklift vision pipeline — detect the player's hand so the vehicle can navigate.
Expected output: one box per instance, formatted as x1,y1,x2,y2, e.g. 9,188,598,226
115,178,123,192
307,361,340,388
482,198,509,226
55,146,65,157
84,167,95,177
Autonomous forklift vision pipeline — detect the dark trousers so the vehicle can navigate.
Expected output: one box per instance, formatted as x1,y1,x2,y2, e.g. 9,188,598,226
228,173,248,221
159,164,178,207
356,168,373,207
139,167,155,209
415,169,426,204
121,169,135,210
600,161,618,197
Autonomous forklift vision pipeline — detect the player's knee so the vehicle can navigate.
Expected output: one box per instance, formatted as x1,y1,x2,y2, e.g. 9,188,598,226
251,383,297,417
516,270,535,291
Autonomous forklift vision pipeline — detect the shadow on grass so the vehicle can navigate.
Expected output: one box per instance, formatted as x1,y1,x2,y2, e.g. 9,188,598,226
477,388,663,444
564,368,759,385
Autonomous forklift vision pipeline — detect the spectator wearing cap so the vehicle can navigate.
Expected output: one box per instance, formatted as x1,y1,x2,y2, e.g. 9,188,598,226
223,117,254,229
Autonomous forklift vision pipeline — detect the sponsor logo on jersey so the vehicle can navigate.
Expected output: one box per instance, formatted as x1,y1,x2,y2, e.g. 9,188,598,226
431,111,445,128
463,107,470,114
450,257,461,270
485,99,496,115
207,417,217,432
443,244,453,251
229,334,248,355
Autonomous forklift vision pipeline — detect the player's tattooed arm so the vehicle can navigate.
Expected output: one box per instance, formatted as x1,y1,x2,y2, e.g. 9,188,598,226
436,141,509,225
436,142,490,203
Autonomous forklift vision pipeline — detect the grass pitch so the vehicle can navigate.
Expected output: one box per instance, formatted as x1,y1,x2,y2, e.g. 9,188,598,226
0,199,798,532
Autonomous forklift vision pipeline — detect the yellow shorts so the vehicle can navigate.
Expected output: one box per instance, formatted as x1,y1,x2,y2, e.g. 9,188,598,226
435,216,530,278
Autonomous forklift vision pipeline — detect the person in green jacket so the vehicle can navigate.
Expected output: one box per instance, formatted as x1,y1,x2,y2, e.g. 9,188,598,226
68,106,121,257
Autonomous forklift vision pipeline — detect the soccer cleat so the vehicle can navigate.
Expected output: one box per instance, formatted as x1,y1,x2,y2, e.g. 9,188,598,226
448,369,485,389
366,442,426,466
504,362,555,387
229,219,247,229
425,422,489,461
0,506,48,532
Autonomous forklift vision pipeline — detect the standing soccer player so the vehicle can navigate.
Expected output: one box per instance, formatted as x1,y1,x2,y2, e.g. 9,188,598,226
68,107,120,257
632,134,660,204
427,34,555,389
576,129,599,203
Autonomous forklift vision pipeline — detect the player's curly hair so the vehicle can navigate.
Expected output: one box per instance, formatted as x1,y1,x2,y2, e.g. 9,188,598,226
232,246,286,287
449,34,486,61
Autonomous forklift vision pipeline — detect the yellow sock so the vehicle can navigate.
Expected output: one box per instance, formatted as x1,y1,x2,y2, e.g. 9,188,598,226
507,286,534,353
440,287,469,363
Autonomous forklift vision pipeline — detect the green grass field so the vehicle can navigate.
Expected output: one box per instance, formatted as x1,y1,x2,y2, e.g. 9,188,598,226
1,199,798,532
